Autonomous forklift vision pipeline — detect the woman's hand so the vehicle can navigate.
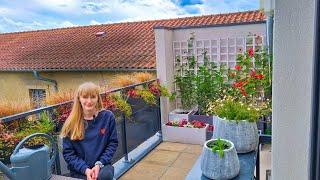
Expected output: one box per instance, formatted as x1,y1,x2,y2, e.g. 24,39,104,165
92,165,100,179
85,168,95,180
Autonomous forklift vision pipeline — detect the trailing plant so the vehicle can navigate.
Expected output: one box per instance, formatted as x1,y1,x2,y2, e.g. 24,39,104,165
110,94,132,118
208,138,231,158
136,89,157,105
126,81,174,106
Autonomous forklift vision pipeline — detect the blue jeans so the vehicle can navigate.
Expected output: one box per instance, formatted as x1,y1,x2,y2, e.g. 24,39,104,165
70,164,114,180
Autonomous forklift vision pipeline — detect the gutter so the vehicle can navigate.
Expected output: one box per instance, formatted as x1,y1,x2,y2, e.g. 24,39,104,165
32,70,58,92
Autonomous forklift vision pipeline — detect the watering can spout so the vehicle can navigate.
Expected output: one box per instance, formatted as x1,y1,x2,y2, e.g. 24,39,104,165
0,161,14,179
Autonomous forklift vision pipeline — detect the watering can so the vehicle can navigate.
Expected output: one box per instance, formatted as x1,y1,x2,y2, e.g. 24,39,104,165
0,133,57,180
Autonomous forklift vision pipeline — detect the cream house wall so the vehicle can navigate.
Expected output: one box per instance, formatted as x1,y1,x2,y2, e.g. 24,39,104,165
0,71,155,103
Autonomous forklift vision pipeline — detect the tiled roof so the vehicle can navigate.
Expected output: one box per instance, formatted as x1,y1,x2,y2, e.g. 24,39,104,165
0,10,265,71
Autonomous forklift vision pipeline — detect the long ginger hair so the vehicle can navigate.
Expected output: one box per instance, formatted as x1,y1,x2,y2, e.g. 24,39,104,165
60,82,103,140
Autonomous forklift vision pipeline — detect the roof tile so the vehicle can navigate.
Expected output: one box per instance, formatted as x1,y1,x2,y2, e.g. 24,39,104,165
0,10,265,71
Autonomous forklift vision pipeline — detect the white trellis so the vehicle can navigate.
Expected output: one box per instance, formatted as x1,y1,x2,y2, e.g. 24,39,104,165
173,35,266,109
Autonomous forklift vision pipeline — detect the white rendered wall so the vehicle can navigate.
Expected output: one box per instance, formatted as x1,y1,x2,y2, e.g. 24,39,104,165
172,24,265,41
272,0,315,179
154,28,174,125
155,23,265,122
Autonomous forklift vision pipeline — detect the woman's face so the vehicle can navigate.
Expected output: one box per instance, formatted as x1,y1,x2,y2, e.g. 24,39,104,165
79,94,98,112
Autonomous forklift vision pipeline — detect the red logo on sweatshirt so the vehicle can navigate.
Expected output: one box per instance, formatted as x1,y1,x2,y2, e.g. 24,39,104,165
100,128,106,135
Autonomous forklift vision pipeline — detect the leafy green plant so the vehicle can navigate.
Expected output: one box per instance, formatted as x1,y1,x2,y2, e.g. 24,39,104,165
136,89,157,105
194,51,226,114
0,112,55,163
207,138,231,158
174,35,227,113
227,48,272,103
206,97,265,122
111,94,132,118
174,36,197,110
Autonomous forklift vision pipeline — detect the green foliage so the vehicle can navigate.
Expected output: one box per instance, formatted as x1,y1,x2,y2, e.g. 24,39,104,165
228,48,272,102
0,112,55,163
136,89,157,105
208,138,231,158
174,35,227,112
174,54,197,110
16,112,54,138
112,94,132,118
194,52,226,114
207,98,262,122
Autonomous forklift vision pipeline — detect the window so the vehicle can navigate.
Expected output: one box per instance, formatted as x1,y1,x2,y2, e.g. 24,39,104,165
29,89,46,108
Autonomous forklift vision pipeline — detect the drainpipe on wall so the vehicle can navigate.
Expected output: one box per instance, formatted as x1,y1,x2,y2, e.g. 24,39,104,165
266,14,274,55
32,71,58,92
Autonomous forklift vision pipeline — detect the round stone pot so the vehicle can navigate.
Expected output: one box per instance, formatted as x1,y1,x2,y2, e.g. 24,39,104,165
213,116,259,153
201,139,240,179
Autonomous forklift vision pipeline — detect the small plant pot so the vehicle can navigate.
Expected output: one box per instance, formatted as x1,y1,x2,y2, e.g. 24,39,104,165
168,108,197,121
162,123,208,145
201,139,240,179
213,116,259,153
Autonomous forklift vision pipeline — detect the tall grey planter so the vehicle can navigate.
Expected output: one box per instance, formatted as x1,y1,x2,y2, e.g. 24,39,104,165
201,139,240,179
213,116,259,153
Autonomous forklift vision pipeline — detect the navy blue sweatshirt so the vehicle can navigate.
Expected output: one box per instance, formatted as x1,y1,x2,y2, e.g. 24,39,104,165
62,110,118,175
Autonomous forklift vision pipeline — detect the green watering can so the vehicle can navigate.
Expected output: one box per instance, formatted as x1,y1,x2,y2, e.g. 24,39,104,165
0,133,57,180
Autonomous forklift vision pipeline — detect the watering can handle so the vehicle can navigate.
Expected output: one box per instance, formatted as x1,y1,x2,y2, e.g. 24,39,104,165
12,133,57,165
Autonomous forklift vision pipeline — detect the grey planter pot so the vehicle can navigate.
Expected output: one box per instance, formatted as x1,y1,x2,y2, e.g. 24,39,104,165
213,116,259,153
201,139,240,179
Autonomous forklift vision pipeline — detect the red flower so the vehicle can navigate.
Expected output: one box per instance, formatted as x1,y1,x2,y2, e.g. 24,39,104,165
149,84,161,96
128,89,137,98
255,74,264,79
240,87,247,96
235,65,241,71
178,119,188,127
191,120,206,128
248,48,254,57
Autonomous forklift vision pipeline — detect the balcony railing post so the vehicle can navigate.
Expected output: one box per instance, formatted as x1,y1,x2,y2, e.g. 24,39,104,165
121,112,130,163
54,140,61,175
256,137,261,180
156,97,162,137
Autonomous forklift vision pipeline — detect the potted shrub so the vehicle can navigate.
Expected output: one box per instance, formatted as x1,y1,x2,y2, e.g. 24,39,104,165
201,138,240,179
162,119,208,145
207,97,270,153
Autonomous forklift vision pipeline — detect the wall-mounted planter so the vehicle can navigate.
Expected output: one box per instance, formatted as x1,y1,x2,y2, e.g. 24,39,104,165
162,124,208,145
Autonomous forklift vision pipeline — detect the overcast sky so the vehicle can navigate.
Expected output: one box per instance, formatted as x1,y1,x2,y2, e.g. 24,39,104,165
0,0,260,33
